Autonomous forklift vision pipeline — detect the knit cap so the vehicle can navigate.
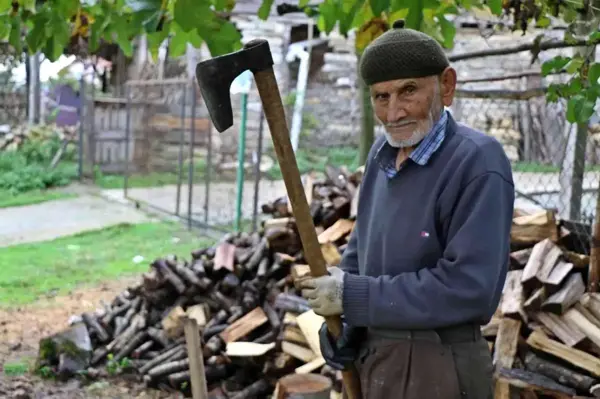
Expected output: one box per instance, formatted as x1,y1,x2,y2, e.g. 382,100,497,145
359,19,450,86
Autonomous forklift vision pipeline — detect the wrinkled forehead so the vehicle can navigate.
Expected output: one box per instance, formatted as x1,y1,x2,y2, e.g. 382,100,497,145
370,76,438,96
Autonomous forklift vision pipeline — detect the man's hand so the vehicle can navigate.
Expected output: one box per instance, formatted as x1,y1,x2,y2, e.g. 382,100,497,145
319,320,361,370
297,266,344,316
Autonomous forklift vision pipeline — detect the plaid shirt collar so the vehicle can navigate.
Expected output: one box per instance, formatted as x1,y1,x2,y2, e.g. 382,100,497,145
374,109,449,179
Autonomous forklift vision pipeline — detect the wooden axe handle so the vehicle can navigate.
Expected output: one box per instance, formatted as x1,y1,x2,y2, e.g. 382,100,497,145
252,67,363,399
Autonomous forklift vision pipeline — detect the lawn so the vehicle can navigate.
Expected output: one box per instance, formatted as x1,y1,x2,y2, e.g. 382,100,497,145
0,222,216,306
0,189,77,209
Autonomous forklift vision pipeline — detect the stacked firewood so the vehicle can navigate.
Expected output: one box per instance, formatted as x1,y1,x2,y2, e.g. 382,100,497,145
487,208,600,398
37,165,362,398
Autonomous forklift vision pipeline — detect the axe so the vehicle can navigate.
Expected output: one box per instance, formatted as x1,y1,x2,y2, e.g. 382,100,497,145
195,39,362,398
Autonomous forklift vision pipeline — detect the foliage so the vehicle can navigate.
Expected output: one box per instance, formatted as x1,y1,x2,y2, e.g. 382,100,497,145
0,0,242,62
0,126,78,194
542,32,600,124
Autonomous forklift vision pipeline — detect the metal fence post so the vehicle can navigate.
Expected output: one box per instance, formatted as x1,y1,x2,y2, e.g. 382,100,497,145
188,82,197,230
175,83,187,216
252,108,265,232
78,76,85,180
124,84,132,198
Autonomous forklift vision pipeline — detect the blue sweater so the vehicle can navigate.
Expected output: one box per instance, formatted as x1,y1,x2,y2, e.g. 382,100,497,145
340,112,514,330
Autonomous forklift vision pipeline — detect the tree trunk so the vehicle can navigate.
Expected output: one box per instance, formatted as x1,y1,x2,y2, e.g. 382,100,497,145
357,51,374,166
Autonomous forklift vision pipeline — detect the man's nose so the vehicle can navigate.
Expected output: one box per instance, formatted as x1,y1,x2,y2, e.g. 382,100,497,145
387,97,408,122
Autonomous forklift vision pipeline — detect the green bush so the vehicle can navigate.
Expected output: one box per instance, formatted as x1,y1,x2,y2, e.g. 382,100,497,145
0,135,78,195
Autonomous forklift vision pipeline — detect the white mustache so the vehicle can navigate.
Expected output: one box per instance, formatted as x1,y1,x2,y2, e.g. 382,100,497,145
384,120,418,128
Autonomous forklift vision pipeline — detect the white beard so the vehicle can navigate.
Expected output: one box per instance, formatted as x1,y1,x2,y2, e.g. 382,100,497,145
379,86,443,148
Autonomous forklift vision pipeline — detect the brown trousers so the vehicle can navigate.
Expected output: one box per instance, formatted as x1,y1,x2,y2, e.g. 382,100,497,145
344,325,493,399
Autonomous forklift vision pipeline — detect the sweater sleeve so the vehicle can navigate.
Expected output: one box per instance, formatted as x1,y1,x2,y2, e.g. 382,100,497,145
342,171,514,329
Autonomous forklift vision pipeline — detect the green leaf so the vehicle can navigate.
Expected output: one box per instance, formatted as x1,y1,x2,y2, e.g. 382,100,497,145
438,15,455,48
589,63,600,86
299,0,310,7
317,0,338,34
0,16,9,39
146,22,170,60
487,0,502,15
8,15,21,54
369,0,389,16
566,57,584,74
174,0,210,32
45,15,71,61
0,0,11,14
257,0,274,20
541,55,571,76
197,17,241,56
405,0,423,30
566,94,596,124
25,12,49,53
590,31,600,42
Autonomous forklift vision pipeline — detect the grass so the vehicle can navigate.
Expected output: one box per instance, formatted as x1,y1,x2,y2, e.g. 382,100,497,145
0,189,77,209
2,359,31,377
265,146,361,180
0,222,216,306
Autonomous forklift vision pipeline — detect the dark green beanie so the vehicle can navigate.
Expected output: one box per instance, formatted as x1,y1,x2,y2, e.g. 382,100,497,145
359,19,450,86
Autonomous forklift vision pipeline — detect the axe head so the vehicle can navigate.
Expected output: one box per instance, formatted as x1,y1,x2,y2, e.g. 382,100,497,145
195,39,274,133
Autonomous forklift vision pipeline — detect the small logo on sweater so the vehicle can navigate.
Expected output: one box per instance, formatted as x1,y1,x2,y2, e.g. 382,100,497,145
420,231,430,237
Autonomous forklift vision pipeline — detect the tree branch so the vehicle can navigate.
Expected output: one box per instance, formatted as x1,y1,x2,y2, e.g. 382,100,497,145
455,87,546,100
448,37,600,62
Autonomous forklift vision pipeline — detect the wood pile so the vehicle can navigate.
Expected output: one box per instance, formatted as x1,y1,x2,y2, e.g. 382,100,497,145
487,208,600,398
37,165,362,398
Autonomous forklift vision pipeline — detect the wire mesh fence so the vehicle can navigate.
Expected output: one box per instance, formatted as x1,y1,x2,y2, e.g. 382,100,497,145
452,89,599,254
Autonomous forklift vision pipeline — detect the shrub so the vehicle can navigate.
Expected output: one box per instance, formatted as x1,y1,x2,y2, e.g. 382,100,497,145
0,132,78,195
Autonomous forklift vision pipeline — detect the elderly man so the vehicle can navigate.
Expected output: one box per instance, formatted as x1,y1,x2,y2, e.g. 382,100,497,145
297,19,514,399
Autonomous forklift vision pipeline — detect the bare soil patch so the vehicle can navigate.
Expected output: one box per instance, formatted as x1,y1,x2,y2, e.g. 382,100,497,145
0,278,182,399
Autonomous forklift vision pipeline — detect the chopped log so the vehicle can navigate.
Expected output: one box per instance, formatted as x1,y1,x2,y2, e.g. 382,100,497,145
162,306,186,338
321,242,342,266
521,239,557,288
138,344,185,374
147,358,190,379
152,259,186,294
229,379,271,399
526,330,600,378
524,287,547,312
496,367,577,397
186,304,209,329
511,210,558,246
214,242,236,273
226,342,276,357
132,340,154,359
482,317,501,338
524,352,597,392
541,272,586,314
114,330,147,361
533,312,586,347
493,318,522,370
317,219,354,244
563,307,600,348
246,238,268,271
501,270,528,321
511,248,533,269
81,312,110,342
574,303,600,329
281,341,316,363
275,373,332,399
544,261,574,288
219,307,268,343
581,293,600,321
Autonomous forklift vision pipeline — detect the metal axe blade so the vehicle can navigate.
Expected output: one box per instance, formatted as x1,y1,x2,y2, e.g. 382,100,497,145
195,39,274,133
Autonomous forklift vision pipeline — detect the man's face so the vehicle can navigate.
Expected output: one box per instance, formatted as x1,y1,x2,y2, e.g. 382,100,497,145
370,67,457,148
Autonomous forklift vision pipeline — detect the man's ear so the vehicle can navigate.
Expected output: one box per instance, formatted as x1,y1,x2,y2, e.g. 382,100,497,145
439,67,457,107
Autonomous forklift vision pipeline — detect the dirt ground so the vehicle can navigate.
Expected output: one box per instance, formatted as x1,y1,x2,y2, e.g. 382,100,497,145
0,278,183,399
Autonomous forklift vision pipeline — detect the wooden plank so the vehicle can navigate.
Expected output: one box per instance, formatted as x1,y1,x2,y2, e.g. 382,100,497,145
526,330,600,378
219,307,268,343
494,318,522,370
